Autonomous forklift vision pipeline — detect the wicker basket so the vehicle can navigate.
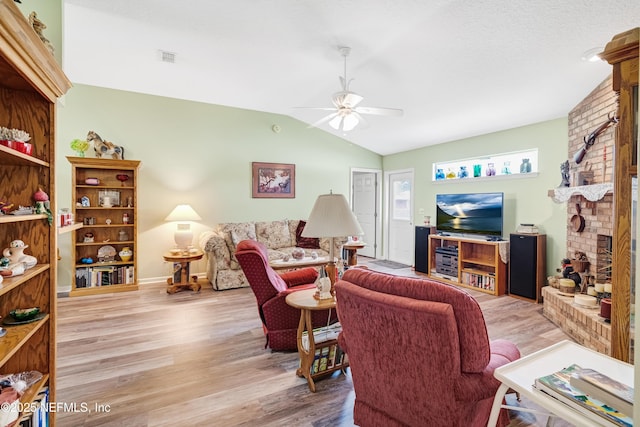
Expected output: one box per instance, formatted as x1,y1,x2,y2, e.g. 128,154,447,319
571,260,590,273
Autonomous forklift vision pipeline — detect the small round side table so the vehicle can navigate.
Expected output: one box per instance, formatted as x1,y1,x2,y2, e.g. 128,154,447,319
342,242,366,266
163,250,203,294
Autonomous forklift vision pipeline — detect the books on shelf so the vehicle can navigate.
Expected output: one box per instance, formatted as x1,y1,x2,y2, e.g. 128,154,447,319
570,368,634,417
461,269,495,291
534,364,633,427
301,322,342,351
75,265,135,288
310,343,346,375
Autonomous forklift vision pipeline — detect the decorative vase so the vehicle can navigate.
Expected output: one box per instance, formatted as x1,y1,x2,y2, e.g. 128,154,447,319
520,158,531,173
119,247,133,262
486,163,496,176
292,248,305,260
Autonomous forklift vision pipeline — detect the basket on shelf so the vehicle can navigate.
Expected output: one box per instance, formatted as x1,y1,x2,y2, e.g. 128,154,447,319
571,260,590,273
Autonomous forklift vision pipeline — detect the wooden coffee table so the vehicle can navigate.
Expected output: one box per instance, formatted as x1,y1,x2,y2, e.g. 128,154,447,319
270,256,330,271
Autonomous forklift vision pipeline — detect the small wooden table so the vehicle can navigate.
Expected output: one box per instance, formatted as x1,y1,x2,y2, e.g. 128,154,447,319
285,288,348,392
342,242,366,266
164,250,203,294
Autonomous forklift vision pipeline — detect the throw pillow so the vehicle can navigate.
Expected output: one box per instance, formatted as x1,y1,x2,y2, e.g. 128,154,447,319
231,229,257,247
256,220,291,249
296,220,320,249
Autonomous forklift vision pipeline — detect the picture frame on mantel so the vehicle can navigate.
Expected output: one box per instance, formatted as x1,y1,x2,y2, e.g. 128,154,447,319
252,162,295,198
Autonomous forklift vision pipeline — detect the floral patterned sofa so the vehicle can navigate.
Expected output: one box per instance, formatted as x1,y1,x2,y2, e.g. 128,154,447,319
198,219,346,290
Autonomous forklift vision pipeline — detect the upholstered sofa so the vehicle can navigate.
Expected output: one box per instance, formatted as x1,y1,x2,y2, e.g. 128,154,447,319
198,219,346,290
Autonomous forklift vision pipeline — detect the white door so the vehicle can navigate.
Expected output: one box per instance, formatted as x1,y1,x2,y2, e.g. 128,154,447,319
352,171,378,258
387,170,414,265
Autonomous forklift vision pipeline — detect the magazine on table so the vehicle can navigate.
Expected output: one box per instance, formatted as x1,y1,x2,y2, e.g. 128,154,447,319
534,364,633,427
570,368,634,417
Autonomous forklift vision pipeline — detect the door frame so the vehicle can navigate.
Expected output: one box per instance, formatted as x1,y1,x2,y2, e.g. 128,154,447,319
384,168,414,262
350,167,382,259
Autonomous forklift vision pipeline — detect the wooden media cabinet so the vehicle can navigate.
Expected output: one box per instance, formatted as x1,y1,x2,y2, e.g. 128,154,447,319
428,235,508,296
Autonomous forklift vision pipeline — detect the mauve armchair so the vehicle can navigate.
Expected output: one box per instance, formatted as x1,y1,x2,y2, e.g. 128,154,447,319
336,268,520,427
235,239,338,351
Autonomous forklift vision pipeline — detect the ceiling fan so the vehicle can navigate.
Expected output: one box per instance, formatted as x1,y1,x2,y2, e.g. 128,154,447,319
302,46,403,132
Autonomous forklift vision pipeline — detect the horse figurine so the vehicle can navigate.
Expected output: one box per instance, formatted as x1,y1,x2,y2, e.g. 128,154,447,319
87,131,125,160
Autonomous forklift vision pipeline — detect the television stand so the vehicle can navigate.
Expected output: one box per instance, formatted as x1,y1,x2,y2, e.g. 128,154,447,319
428,235,507,296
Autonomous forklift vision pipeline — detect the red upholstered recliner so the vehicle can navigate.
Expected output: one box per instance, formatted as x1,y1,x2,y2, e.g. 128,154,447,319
235,239,338,351
336,268,520,427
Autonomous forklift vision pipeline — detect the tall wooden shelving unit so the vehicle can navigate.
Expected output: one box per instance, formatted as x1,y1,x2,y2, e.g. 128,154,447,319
68,157,140,296
0,0,71,425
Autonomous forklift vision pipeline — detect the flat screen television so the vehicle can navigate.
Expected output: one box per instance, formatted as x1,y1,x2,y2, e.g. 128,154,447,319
436,192,504,238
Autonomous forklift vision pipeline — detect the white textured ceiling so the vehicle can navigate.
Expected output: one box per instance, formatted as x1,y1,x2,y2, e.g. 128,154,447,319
62,0,639,155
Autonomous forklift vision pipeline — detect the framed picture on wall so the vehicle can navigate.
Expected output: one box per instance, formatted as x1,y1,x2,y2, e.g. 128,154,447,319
252,162,295,198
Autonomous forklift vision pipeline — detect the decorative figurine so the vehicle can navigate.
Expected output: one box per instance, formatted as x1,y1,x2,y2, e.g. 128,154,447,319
473,164,482,177
458,166,468,178
1,240,37,276
28,12,54,54
486,163,496,176
435,168,445,180
559,160,571,187
33,187,53,225
87,131,125,160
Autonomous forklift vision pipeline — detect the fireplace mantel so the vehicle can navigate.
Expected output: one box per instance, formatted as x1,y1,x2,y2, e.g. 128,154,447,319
547,182,613,203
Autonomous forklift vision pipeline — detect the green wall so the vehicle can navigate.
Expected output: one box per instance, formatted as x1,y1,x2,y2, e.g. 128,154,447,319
56,84,382,290
383,118,569,276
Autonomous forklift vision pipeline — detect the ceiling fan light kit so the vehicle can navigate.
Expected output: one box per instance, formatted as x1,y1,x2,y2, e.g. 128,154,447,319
302,46,403,132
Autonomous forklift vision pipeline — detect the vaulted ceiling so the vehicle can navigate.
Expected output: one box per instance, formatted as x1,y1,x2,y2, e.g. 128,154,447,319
63,0,640,155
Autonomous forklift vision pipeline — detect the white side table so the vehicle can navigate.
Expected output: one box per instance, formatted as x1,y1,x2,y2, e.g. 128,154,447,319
487,340,634,427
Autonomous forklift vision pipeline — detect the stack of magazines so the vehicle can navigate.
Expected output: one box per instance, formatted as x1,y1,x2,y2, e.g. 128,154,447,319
534,364,633,426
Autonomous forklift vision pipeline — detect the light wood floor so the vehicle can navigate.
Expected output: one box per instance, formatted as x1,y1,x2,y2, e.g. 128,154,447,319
56,260,575,427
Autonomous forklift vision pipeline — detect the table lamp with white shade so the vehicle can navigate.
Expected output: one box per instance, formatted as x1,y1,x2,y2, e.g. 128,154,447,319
165,204,202,251
302,191,363,296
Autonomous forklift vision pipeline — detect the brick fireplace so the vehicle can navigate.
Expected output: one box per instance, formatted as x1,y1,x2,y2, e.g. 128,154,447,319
543,75,616,353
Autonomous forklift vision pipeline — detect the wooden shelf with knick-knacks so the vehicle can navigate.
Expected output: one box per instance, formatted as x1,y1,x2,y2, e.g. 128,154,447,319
67,157,141,296
0,0,72,424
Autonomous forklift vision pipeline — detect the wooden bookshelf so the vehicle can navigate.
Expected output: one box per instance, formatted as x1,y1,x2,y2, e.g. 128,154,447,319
67,157,141,296
0,1,72,425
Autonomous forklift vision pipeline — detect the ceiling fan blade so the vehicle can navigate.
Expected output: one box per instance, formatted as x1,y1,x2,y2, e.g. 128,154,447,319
351,111,369,129
342,113,360,132
328,114,343,130
354,106,404,116
308,112,340,129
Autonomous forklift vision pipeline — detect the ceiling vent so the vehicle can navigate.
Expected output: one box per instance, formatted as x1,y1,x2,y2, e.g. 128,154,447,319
159,50,176,63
